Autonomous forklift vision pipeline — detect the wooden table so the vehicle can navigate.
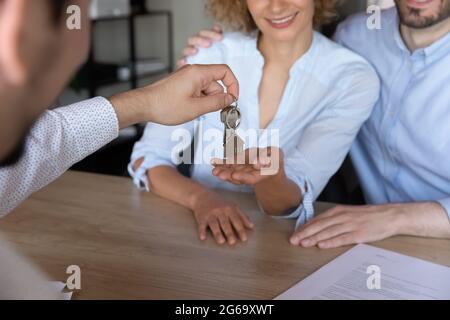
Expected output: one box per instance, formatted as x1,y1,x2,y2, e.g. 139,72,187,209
0,171,449,299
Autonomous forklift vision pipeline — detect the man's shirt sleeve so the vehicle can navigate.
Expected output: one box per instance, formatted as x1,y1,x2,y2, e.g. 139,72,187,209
0,97,119,217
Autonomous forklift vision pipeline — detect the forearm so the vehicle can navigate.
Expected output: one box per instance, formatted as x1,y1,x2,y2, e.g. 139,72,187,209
109,88,149,129
395,202,450,238
146,165,213,210
254,170,302,216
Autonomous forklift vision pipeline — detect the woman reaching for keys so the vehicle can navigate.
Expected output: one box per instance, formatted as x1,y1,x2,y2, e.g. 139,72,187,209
129,0,380,246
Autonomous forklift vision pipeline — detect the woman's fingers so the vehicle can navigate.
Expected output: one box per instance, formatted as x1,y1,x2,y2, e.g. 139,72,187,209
199,207,253,245
229,212,248,242
218,215,237,245
253,157,272,170
212,164,262,185
212,167,244,185
197,221,208,241
212,166,227,177
231,172,258,185
208,219,226,245
217,169,233,181
237,208,255,230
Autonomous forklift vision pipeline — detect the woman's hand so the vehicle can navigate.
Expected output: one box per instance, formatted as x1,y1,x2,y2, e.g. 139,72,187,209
192,191,254,246
212,147,302,216
211,147,283,186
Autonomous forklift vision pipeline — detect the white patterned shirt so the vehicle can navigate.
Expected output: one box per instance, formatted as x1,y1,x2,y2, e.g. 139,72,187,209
0,97,119,217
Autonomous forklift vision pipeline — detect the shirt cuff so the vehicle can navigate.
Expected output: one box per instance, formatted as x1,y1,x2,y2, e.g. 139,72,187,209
437,198,450,220
270,164,315,230
128,154,175,192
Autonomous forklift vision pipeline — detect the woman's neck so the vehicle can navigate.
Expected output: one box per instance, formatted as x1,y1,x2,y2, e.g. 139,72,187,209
258,28,313,67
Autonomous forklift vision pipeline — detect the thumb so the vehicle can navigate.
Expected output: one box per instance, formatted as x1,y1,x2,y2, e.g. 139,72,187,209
193,93,235,115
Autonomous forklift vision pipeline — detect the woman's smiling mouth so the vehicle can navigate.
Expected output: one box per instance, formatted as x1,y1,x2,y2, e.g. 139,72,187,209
265,12,299,29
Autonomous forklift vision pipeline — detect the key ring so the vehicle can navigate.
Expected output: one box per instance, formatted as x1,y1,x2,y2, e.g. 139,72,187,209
225,98,241,130
220,96,241,129
225,107,241,130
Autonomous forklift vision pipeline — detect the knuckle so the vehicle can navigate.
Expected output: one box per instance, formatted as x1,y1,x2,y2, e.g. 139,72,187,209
215,208,224,216
208,210,217,218
206,216,217,224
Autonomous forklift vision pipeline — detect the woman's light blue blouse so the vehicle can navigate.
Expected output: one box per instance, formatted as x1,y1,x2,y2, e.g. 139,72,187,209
129,31,380,228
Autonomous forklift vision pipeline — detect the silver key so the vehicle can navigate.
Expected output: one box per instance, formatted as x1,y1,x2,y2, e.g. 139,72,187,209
220,100,244,161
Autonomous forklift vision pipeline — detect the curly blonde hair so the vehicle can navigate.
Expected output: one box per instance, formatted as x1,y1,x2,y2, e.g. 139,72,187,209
206,0,341,33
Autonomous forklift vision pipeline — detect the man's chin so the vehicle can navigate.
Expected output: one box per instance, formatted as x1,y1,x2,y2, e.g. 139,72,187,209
397,1,450,29
0,139,26,168
400,14,446,29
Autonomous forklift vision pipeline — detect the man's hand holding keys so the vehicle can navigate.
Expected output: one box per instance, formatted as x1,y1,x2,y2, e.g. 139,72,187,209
110,64,239,129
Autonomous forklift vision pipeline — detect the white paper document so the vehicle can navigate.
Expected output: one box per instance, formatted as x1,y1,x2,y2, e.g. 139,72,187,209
276,244,450,300
50,281,73,300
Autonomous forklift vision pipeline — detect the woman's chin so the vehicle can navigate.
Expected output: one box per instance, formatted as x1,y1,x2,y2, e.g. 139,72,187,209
263,29,306,42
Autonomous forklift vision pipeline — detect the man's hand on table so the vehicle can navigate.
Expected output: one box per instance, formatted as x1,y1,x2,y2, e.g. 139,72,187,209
109,64,238,128
290,202,450,249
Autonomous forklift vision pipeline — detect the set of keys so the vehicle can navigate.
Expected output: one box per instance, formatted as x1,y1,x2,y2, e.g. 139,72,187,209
220,98,245,162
